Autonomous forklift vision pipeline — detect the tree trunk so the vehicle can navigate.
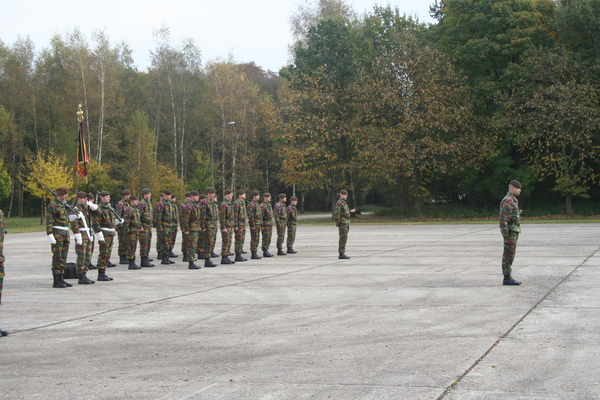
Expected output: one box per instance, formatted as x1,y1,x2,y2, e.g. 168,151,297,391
565,195,573,215
413,170,423,218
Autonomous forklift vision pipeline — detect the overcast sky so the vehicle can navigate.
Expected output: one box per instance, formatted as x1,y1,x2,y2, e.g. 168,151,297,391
1,0,436,73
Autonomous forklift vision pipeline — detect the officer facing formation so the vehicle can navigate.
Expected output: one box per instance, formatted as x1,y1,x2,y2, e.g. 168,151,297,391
247,191,262,260
499,180,522,286
199,188,218,268
138,189,154,268
233,190,248,262
154,190,176,265
180,190,202,269
274,193,288,256
260,193,275,258
219,189,235,265
286,196,298,254
122,195,142,270
334,189,356,259
71,191,98,284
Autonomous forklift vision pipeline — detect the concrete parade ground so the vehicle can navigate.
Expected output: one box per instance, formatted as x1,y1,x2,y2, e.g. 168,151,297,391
1,223,599,399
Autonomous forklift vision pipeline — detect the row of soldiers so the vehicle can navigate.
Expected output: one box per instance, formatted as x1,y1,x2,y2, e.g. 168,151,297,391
45,187,299,288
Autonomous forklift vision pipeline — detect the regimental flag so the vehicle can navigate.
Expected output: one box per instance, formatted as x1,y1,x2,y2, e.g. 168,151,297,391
75,104,89,183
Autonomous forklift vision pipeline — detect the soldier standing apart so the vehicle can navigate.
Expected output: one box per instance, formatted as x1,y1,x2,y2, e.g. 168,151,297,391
180,193,191,262
499,180,522,286
260,193,275,258
247,191,262,260
0,209,8,336
233,190,248,262
199,188,218,268
180,191,201,269
71,191,98,284
274,194,288,255
155,190,175,265
92,191,116,281
168,193,179,258
46,186,76,288
138,189,154,268
334,189,356,259
116,190,132,265
286,196,298,254
196,194,207,259
219,189,236,264
122,195,142,270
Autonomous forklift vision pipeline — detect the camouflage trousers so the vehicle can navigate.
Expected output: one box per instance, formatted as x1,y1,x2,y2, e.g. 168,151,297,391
211,228,217,253
502,231,519,276
139,228,152,258
197,229,206,255
156,227,174,257
0,263,4,305
181,232,189,255
261,225,273,251
338,223,349,254
96,234,114,270
276,223,286,249
234,226,246,254
117,230,126,257
249,226,260,252
75,232,94,273
170,228,178,251
286,224,297,249
221,227,233,257
202,228,216,258
50,231,70,275
124,230,139,259
185,231,200,262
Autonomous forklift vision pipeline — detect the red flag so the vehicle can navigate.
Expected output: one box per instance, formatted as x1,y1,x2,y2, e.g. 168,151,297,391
75,105,89,182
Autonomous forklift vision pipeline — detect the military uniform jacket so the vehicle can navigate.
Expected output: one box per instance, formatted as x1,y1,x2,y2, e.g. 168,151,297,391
154,199,176,229
180,201,201,232
71,203,96,239
260,201,274,227
139,198,153,228
46,198,70,236
233,199,247,228
199,199,218,230
169,200,179,230
499,192,521,236
274,201,287,227
287,204,297,226
211,200,220,227
333,199,350,226
115,199,132,232
93,202,117,236
219,199,234,229
122,205,141,233
247,200,262,229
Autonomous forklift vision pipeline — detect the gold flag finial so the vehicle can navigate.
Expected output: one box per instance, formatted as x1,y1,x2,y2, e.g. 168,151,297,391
77,104,84,123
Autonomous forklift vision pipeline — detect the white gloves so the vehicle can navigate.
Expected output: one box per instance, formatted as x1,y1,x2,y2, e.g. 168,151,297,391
96,231,105,242
74,233,83,245
69,214,81,222
115,219,123,225
47,234,57,245
87,201,99,211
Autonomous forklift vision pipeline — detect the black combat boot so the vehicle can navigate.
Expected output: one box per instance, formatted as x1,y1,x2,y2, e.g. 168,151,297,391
161,255,172,265
197,252,206,260
204,258,217,268
107,261,117,268
60,274,73,287
221,256,234,265
97,269,113,281
52,274,66,288
235,254,247,262
182,255,188,262
119,255,128,265
141,257,154,268
503,275,521,285
88,262,97,270
128,258,141,270
251,251,262,260
211,251,219,258
277,248,287,256
0,329,8,336
263,250,274,258
338,253,351,259
78,272,95,284
287,247,297,254
188,261,201,269
168,251,178,258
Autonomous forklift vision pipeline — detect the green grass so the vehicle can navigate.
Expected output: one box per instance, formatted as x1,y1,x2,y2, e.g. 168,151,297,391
4,217,46,234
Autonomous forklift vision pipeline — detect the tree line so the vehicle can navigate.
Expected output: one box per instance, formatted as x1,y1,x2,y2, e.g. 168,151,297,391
1,0,599,218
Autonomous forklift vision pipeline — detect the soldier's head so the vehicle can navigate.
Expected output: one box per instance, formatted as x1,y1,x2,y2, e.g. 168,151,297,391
121,189,131,200
55,186,69,201
290,196,298,205
190,190,200,202
99,191,111,203
509,181,522,196
141,188,151,200
170,194,177,202
199,194,206,200
263,193,271,202
237,189,246,200
162,190,172,200
278,193,287,202
339,189,348,200
76,191,87,205
207,188,216,200
129,195,139,206
184,192,191,201
87,193,95,202
251,191,260,200
224,189,233,200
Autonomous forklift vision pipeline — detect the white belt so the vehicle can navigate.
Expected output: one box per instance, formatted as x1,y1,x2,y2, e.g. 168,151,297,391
52,226,69,231
79,228,90,232
100,228,116,232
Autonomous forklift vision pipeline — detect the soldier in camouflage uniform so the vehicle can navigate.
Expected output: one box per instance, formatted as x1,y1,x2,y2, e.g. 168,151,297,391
334,189,355,259
274,193,288,256
219,189,236,264
196,194,206,259
0,209,8,336
247,191,262,259
199,188,218,268
211,194,220,258
71,191,98,284
92,191,117,281
122,195,142,270
138,189,154,268
233,190,248,262
180,190,201,269
46,186,75,288
260,193,275,258
286,196,298,254
154,190,176,265
169,193,179,258
180,193,191,262
499,180,522,286
115,190,132,265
